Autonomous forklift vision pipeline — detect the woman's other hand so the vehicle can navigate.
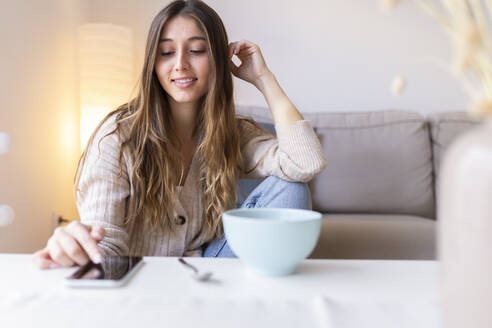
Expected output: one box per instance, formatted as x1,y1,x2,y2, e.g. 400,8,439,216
32,221,105,269
228,40,272,89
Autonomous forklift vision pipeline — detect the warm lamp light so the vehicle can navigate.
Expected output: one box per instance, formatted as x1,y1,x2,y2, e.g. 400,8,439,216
78,23,134,149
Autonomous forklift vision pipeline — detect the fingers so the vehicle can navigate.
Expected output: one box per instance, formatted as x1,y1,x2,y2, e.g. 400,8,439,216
47,236,76,267
229,41,237,58
228,40,246,60
89,225,105,241
229,41,242,59
32,248,61,270
228,40,248,76
55,227,90,266
65,222,103,264
229,40,257,58
229,58,239,76
228,40,263,78
34,222,105,270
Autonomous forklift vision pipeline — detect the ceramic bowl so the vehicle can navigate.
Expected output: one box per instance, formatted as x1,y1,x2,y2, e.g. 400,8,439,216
222,208,322,276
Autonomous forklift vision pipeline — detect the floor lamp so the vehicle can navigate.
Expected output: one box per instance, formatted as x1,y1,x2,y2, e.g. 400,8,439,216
78,23,134,150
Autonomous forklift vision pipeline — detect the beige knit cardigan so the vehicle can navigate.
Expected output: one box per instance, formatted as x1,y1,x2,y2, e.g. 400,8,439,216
76,115,327,257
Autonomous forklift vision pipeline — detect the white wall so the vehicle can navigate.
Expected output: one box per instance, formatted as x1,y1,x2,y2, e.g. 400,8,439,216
88,0,468,114
0,0,88,252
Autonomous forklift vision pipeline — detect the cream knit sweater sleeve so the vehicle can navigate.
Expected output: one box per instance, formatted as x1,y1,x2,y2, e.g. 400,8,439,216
239,119,328,182
76,117,130,256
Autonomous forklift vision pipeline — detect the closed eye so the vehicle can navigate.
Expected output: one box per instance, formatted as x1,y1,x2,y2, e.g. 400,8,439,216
160,50,206,57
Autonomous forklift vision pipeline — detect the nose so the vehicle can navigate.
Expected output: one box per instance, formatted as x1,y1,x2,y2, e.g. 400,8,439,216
174,50,189,71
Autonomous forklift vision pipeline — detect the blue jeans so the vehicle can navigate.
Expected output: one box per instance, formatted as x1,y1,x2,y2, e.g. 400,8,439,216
203,176,312,258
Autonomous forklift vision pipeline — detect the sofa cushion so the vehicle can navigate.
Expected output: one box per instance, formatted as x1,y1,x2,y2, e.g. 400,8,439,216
236,107,435,218
236,105,274,123
427,112,481,186
308,111,434,218
309,214,436,260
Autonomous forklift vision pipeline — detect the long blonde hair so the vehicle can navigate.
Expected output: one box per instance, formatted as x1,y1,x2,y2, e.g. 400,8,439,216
74,0,258,241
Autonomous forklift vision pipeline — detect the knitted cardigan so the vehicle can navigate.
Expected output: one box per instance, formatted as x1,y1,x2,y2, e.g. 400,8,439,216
76,115,328,257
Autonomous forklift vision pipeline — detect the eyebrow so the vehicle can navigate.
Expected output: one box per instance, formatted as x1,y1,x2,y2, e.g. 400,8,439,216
159,36,206,43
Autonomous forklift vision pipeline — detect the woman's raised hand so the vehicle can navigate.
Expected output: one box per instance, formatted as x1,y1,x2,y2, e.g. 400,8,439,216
228,40,271,89
32,221,105,269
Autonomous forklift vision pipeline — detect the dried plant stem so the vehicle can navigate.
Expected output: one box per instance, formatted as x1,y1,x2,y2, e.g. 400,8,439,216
412,0,492,114
415,0,452,32
469,0,492,50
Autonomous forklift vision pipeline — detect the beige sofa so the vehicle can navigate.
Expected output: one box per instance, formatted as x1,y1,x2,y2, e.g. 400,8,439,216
237,106,481,260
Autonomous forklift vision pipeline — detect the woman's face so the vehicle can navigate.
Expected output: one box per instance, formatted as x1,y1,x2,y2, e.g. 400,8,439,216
155,16,211,106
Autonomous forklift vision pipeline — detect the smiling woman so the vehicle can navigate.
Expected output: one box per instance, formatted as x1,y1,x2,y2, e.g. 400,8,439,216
32,0,327,269
155,16,210,106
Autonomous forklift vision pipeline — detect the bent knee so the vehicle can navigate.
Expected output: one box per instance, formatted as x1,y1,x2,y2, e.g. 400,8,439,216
264,176,311,203
265,176,309,191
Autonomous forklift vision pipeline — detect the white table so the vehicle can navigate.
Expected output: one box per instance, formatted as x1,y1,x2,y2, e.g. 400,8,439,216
0,254,440,328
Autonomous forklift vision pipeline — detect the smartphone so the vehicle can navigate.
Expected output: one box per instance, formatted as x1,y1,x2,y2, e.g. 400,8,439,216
64,256,144,288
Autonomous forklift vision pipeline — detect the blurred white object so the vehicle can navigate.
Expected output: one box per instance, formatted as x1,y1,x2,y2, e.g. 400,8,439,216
0,132,14,226
440,118,492,328
0,132,11,155
78,24,134,149
391,75,406,96
0,205,14,227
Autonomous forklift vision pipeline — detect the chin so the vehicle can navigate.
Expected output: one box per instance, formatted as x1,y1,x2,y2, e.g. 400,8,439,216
171,96,200,104
169,91,207,104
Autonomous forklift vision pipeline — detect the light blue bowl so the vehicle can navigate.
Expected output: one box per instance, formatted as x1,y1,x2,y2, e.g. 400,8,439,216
222,208,322,276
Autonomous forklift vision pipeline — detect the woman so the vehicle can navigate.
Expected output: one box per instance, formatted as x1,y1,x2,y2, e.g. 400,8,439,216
33,0,327,269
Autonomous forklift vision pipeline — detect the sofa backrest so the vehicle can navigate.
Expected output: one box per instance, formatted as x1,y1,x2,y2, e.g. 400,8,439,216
307,110,435,218
236,106,435,219
428,112,481,184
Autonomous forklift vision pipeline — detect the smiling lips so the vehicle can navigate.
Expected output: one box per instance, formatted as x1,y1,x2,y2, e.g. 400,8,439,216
172,77,197,88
